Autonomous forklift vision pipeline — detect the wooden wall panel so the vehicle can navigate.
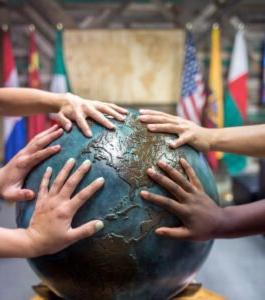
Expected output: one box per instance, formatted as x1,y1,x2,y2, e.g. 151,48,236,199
64,29,184,105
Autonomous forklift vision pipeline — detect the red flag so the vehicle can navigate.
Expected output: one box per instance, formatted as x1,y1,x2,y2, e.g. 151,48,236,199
27,28,47,140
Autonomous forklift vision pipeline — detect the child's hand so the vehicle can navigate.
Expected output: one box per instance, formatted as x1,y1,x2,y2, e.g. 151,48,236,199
141,158,224,241
26,158,104,256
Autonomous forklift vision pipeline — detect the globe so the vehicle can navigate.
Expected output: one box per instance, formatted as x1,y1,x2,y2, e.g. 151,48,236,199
17,109,219,300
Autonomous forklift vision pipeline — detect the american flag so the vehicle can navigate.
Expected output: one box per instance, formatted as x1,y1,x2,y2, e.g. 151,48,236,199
178,31,206,124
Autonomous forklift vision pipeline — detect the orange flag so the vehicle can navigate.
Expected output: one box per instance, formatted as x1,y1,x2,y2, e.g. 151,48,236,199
27,27,47,140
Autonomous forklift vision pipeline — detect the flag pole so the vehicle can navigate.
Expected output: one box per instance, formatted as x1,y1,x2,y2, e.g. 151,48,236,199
57,23,63,31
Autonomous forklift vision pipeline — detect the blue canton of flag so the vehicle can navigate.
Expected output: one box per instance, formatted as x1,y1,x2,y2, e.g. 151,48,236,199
178,30,206,124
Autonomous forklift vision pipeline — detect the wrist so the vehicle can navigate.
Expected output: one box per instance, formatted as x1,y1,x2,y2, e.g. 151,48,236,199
208,128,220,151
212,206,234,239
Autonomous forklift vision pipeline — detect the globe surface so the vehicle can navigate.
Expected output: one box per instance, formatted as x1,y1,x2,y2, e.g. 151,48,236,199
17,109,219,300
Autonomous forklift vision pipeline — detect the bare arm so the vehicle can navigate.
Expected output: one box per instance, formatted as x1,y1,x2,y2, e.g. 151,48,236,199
0,88,63,115
0,88,127,137
139,109,265,157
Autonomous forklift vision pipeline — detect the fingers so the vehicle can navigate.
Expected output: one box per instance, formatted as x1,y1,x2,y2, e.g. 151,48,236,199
96,103,126,122
140,190,185,215
74,110,93,137
60,160,92,197
157,161,194,193
4,189,35,202
30,145,61,167
169,133,192,148
29,128,64,153
180,158,203,191
38,166,53,197
68,220,104,243
146,168,188,200
109,103,128,114
85,105,116,130
56,112,72,132
70,177,104,213
147,123,183,135
139,109,169,116
49,158,76,195
155,227,191,240
139,115,176,124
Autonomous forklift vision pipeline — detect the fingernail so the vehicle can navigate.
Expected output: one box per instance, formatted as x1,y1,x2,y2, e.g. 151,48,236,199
147,124,155,130
82,159,91,167
147,168,155,175
95,220,104,232
158,160,166,167
66,123,72,131
86,130,92,137
46,166,52,173
140,191,148,197
67,158,75,164
96,177,105,184
139,109,146,114
53,145,61,150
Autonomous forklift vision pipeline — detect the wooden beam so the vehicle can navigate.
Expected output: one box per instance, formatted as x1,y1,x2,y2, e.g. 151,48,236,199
21,4,55,42
29,0,76,29
87,0,133,28
151,0,179,25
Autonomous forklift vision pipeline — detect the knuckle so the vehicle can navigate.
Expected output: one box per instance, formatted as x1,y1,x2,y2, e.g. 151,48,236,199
56,206,71,219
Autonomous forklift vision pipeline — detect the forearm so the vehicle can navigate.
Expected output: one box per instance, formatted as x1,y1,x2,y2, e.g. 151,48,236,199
209,124,265,157
0,88,66,116
216,200,265,238
0,228,36,258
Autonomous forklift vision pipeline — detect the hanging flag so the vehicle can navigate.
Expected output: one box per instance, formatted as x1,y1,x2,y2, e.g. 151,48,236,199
2,27,27,163
27,26,47,140
223,29,248,175
203,24,224,171
50,26,71,93
177,30,206,125
260,40,265,105
227,29,248,118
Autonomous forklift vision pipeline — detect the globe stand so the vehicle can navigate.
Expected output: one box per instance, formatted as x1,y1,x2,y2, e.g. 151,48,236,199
31,283,226,300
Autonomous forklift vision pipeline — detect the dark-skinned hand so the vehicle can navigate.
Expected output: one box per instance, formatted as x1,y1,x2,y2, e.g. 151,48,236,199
141,158,224,241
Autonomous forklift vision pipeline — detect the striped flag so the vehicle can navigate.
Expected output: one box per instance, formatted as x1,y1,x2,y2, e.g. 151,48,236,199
27,28,47,140
223,29,248,175
202,24,224,171
177,30,206,124
50,27,71,94
2,28,27,163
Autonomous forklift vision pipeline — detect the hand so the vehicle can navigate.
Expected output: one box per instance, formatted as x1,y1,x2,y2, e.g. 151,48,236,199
141,158,224,241
55,93,128,137
0,125,63,202
26,158,105,256
139,109,212,152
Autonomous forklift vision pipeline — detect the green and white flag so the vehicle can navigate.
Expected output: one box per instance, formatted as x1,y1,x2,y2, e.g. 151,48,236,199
50,29,71,93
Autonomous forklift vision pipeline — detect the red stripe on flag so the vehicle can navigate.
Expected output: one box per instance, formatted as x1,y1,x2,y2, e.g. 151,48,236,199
228,73,247,119
2,31,15,83
190,94,201,120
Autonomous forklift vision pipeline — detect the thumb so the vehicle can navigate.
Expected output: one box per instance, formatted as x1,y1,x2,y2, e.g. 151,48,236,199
6,189,35,202
155,227,190,240
169,133,190,149
68,220,104,243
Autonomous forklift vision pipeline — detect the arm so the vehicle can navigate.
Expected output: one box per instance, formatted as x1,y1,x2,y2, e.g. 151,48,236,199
0,88,127,137
141,159,265,241
0,159,104,258
139,109,265,157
